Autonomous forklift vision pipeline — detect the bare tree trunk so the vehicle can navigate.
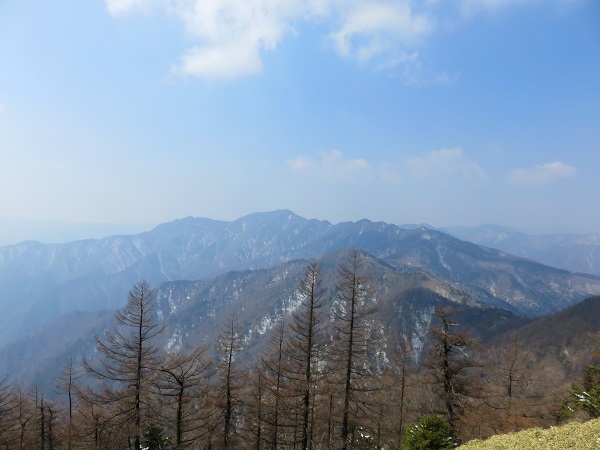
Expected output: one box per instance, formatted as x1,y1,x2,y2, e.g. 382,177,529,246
333,249,377,450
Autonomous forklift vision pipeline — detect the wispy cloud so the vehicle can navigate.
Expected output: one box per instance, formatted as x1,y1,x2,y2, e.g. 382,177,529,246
175,41,264,80
170,0,306,79
377,51,458,85
407,148,488,182
330,2,433,61
506,161,577,186
286,147,488,187
286,149,369,181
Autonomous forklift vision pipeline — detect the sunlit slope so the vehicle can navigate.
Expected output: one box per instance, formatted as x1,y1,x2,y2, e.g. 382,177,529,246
459,419,600,450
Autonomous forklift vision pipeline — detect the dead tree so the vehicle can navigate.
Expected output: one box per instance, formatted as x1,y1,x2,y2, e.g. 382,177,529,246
55,359,82,450
0,376,17,448
425,306,479,440
284,259,328,450
332,249,379,450
83,280,165,450
156,345,213,448
215,313,244,449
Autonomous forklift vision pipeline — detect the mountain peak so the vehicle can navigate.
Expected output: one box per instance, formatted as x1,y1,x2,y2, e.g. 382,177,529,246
1,210,600,351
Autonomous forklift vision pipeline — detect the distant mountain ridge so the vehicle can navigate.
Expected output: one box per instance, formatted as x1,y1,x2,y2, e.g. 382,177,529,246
446,224,600,276
1,210,599,349
0,218,150,246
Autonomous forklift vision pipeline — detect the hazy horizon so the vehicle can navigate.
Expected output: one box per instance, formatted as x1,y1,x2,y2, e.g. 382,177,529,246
1,210,598,247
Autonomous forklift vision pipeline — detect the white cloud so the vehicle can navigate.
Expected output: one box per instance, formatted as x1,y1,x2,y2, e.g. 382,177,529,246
106,0,435,80
330,1,433,62
175,41,264,79
377,51,458,85
407,148,488,182
506,161,577,186
286,155,314,171
286,149,369,181
105,0,587,80
170,0,307,78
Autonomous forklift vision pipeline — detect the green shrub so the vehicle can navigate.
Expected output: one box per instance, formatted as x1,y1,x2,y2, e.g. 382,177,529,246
142,424,173,450
561,364,600,420
403,414,455,450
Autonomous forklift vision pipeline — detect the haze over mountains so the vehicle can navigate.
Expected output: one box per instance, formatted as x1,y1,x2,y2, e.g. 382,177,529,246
1,210,600,388
446,224,600,276
3,215,599,276
0,218,151,246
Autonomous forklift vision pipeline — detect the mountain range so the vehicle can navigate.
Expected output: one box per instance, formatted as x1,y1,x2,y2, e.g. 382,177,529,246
1,210,600,388
445,224,600,276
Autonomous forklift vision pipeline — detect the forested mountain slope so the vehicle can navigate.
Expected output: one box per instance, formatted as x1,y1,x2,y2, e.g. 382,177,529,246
0,251,523,390
1,211,599,348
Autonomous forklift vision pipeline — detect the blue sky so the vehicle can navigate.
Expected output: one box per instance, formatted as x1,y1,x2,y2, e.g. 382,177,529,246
0,0,599,236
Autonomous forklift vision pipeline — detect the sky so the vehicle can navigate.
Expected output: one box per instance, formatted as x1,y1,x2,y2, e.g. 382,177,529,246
0,0,599,238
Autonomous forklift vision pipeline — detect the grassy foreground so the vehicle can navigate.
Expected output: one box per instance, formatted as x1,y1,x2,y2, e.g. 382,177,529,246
458,418,600,450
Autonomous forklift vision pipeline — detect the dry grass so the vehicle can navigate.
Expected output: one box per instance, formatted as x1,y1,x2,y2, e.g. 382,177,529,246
458,418,600,450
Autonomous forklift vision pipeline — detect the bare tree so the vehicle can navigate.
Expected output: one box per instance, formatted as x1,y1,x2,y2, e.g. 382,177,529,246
83,280,165,450
30,387,59,450
243,369,266,450
260,318,291,449
425,306,479,441
284,259,328,450
15,386,33,450
376,338,416,450
44,399,58,450
479,340,545,433
0,376,17,448
332,249,379,450
74,395,125,450
215,313,244,449
35,389,45,450
55,359,82,450
156,345,213,448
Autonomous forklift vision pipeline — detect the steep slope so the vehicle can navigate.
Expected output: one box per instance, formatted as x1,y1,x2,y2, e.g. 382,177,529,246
153,250,489,359
382,227,600,316
0,309,115,390
486,295,600,378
